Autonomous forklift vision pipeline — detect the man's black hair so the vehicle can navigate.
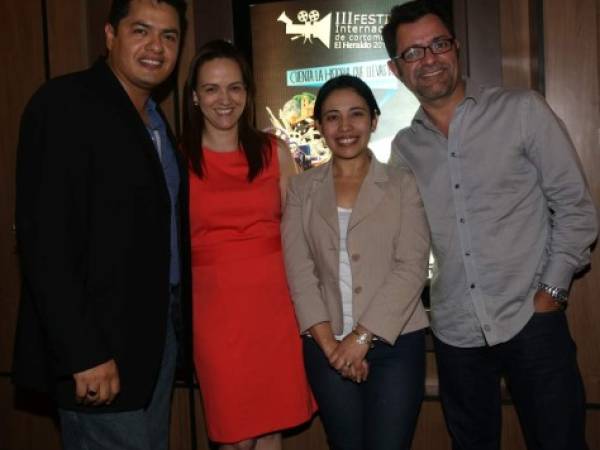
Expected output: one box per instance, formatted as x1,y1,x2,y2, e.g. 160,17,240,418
107,0,187,33
382,0,454,59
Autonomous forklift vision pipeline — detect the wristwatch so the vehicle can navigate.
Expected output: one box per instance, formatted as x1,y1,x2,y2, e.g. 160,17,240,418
537,282,569,303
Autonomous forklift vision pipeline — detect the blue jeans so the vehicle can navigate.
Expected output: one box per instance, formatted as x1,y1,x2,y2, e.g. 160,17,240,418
434,310,587,450
303,329,425,450
59,298,178,450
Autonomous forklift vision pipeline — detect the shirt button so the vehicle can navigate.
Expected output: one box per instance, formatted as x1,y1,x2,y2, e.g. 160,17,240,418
465,252,471,256
352,254,360,262
470,283,476,289
451,152,457,157
484,325,491,332
454,184,460,189
460,218,465,223
354,286,363,294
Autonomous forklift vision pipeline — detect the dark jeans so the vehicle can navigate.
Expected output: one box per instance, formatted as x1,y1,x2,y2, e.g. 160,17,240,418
59,291,179,450
434,310,587,450
303,329,425,450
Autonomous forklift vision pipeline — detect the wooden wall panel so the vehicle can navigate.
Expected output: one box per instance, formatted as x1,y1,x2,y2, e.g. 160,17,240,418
176,0,199,130
453,0,503,85
412,401,451,449
586,409,600,450
195,0,233,48
464,0,503,85
86,0,113,64
543,0,600,403
499,0,533,88
0,0,46,373
46,0,89,77
170,388,211,450
0,378,62,450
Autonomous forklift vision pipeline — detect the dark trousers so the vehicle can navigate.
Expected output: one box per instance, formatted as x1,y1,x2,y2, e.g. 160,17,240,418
434,311,587,450
303,329,425,450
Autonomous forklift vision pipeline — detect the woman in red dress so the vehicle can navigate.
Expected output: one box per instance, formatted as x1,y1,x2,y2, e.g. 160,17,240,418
181,40,315,450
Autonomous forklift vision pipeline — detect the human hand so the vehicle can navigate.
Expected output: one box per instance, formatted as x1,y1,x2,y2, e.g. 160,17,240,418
329,335,370,383
533,290,563,313
73,359,120,406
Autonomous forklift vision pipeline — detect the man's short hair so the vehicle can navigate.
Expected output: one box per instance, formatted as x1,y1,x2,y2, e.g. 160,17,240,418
108,0,187,32
382,0,454,59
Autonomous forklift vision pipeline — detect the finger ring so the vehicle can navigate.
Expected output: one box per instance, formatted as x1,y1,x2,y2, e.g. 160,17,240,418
87,390,97,397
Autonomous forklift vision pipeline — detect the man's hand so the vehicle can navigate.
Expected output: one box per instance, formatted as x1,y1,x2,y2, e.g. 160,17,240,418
73,359,120,406
533,290,563,313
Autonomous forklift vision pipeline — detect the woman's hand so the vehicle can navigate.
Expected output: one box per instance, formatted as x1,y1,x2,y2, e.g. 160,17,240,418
329,334,370,383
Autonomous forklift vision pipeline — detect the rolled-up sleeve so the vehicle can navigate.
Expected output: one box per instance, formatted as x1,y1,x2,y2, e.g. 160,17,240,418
524,92,598,289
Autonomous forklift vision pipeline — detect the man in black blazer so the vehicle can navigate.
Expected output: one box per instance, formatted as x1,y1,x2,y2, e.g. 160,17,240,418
12,0,189,448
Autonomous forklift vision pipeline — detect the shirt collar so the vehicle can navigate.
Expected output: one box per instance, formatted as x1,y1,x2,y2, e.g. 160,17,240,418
463,78,482,103
144,98,163,131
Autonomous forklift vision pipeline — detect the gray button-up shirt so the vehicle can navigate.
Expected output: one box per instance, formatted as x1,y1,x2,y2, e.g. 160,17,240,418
390,79,598,347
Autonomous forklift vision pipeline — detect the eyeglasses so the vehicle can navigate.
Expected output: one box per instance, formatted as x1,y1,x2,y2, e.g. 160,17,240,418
392,37,455,63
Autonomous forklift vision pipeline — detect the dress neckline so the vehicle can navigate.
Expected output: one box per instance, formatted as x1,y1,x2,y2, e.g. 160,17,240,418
203,146,241,155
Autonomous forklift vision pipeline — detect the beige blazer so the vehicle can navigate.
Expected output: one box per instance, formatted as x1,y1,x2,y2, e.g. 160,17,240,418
282,156,430,344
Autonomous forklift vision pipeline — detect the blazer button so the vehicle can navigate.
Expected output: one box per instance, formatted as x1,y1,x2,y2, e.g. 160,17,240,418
352,254,360,262
354,286,362,294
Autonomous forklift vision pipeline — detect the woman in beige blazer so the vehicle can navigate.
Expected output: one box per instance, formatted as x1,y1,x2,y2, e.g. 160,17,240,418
282,75,430,450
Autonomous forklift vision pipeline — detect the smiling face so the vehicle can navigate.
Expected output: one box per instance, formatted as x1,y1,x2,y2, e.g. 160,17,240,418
388,13,461,106
105,0,180,97
316,88,377,161
193,57,247,136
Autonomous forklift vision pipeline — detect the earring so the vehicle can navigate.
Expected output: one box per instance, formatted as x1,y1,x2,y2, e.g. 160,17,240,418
192,92,199,107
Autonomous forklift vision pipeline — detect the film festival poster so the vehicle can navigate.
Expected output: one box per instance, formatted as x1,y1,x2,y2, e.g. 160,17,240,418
250,0,419,169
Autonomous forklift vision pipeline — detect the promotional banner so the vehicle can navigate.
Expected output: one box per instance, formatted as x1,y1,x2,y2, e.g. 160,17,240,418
250,0,417,166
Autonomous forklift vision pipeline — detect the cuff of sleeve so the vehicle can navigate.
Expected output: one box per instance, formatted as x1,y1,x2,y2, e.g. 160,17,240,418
540,259,577,291
294,301,331,335
358,313,399,346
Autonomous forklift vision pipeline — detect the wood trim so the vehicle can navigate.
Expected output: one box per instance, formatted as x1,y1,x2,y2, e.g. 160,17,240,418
46,0,88,77
499,0,533,88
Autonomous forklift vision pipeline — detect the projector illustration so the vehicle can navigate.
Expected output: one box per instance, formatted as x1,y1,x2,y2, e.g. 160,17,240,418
277,10,332,49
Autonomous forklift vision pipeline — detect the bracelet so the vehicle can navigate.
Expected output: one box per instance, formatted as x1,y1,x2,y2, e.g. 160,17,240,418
352,329,373,346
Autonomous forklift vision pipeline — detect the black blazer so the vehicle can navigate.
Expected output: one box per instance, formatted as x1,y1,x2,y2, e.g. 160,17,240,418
12,59,191,411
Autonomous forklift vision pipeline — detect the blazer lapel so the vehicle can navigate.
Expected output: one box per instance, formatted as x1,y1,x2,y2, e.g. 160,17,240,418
313,162,339,237
348,156,388,232
88,59,170,204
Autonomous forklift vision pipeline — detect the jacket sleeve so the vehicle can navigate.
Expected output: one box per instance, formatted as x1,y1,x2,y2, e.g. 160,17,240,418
357,169,430,343
15,89,111,377
523,91,599,290
281,176,331,333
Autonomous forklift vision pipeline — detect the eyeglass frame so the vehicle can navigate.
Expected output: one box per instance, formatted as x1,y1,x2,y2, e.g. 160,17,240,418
391,37,456,64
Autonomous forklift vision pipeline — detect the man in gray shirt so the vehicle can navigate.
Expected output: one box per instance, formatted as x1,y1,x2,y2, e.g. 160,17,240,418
382,1,597,449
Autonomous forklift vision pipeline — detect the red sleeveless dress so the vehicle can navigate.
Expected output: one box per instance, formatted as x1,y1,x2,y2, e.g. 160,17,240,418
189,141,316,443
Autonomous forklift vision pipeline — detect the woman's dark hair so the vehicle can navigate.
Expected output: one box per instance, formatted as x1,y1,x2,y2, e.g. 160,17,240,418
182,39,270,181
382,0,454,59
313,75,381,122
